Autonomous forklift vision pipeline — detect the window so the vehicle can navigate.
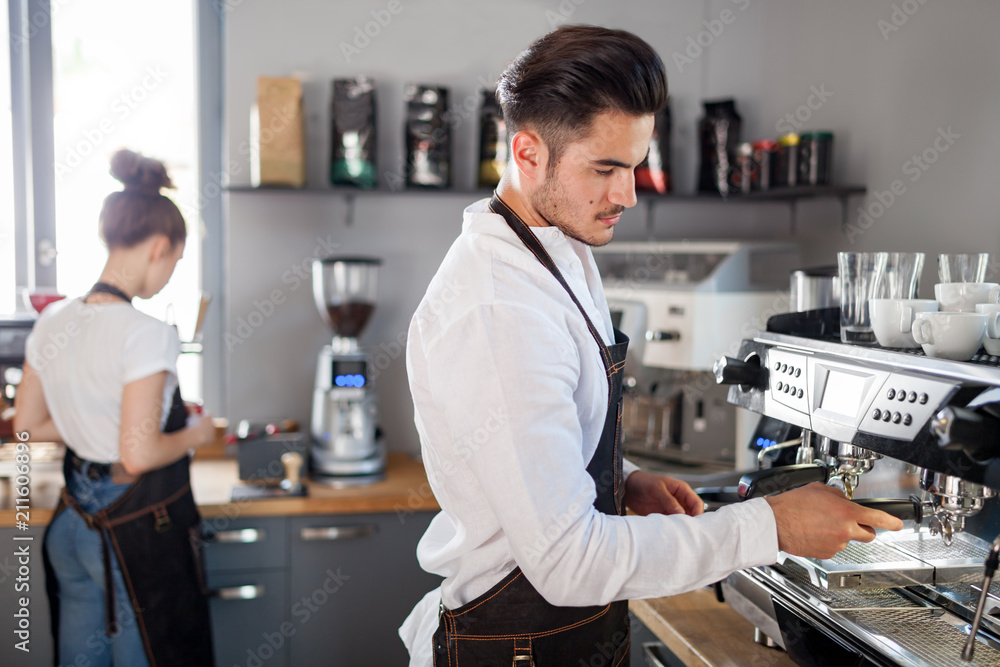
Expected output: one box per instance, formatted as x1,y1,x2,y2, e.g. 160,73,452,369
0,0,15,315
50,0,202,399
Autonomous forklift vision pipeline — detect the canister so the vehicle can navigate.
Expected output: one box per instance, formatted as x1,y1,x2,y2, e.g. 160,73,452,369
733,142,754,194
776,133,799,187
752,139,778,191
797,131,834,186
789,266,840,312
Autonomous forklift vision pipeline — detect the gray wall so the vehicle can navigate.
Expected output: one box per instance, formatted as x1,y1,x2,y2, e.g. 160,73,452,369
222,0,1000,454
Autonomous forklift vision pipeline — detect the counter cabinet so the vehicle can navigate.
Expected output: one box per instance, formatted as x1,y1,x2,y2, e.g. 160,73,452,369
0,511,439,666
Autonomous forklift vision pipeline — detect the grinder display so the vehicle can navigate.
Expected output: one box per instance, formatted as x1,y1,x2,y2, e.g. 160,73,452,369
713,319,1000,665
310,257,385,485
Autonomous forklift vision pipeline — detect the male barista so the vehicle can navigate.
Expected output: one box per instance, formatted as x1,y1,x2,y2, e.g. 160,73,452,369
401,25,903,666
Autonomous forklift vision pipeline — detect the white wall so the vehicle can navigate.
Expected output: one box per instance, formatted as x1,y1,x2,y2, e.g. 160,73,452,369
221,0,1000,454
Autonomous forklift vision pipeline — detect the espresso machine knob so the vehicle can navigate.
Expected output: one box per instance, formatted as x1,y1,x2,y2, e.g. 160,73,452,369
932,406,1000,461
714,355,767,389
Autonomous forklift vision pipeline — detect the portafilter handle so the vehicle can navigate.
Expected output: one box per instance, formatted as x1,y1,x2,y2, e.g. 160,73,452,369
852,496,924,523
963,534,1000,662
714,355,768,389
737,464,828,499
933,406,1000,462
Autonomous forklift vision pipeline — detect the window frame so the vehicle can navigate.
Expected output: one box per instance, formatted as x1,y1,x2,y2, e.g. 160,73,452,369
7,0,224,413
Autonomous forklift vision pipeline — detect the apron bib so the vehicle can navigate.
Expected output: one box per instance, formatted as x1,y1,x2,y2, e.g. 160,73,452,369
432,195,631,666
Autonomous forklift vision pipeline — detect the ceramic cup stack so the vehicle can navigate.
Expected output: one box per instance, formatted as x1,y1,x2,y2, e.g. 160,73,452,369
976,303,1000,357
868,252,932,349
909,253,1000,360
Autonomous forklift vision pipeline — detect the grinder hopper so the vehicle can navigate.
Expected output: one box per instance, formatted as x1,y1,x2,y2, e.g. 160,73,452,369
312,257,381,348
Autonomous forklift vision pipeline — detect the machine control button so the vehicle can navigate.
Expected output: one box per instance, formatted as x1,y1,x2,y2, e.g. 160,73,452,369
797,389,803,399
908,391,917,403
887,389,896,399
784,384,791,394
882,411,891,422
892,412,902,424
794,368,801,378
903,414,913,426
873,409,882,420
777,382,784,391
774,361,781,371
897,391,907,402
919,393,929,404
780,363,787,373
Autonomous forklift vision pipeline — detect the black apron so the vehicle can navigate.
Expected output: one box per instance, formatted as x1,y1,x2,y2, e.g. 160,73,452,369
43,295,214,666
432,195,632,666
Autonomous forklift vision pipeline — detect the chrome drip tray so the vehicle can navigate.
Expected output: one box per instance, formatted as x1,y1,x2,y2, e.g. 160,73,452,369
776,561,922,610
779,528,991,590
840,607,1000,667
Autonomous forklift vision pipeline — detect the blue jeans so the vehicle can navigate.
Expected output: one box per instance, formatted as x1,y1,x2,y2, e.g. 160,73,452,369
45,465,150,667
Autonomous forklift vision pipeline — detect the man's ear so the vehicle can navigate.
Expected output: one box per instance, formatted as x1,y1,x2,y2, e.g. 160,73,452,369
510,129,549,186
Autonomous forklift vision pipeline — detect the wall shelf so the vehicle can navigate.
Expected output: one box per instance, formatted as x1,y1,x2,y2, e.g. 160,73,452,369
225,184,867,231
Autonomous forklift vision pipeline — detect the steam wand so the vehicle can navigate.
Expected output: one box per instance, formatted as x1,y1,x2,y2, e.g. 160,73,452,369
964,533,1000,662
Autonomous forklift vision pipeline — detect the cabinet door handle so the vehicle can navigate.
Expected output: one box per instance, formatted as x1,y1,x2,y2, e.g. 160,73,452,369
641,642,671,667
211,584,265,600
204,528,267,544
300,524,377,541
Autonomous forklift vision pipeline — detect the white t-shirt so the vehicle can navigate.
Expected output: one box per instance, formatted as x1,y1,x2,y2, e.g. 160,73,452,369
25,297,181,463
400,200,778,667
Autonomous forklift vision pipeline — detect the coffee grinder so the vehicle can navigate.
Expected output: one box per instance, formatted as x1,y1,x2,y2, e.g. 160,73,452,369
310,257,385,485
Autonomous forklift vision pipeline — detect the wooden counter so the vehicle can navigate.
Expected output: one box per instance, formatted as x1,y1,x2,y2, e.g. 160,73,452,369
0,452,439,527
630,588,796,667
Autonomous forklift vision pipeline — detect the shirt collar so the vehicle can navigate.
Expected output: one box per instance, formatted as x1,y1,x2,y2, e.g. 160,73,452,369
463,197,568,249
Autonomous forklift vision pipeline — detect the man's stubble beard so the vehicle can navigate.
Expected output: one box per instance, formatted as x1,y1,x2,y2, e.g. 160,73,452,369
529,173,619,248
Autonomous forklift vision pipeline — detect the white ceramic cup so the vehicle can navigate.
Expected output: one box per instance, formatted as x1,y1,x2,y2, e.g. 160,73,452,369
934,282,1000,313
976,303,1000,356
869,299,939,348
912,311,995,360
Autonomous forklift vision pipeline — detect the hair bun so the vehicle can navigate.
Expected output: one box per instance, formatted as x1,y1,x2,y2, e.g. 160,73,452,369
109,148,174,196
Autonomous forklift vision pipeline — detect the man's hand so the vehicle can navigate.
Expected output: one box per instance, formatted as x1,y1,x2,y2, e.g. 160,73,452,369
765,483,905,559
624,470,704,517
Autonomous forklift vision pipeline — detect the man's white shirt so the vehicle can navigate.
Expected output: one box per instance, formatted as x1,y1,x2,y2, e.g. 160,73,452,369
400,199,779,666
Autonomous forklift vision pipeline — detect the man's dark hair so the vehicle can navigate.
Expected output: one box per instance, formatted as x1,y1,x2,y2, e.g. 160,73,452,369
496,25,667,167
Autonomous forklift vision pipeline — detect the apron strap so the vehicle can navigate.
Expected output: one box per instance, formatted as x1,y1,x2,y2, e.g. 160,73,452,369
488,194,614,373
59,487,119,635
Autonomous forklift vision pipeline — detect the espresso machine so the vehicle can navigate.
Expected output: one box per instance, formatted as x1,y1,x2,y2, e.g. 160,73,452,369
711,311,1000,666
310,257,385,485
592,241,800,468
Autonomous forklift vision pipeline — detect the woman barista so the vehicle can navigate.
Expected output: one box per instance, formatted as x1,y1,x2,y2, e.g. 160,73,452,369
14,149,216,666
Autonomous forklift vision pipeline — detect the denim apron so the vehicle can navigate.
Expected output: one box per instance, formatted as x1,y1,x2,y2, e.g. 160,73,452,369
431,195,631,666
43,288,213,666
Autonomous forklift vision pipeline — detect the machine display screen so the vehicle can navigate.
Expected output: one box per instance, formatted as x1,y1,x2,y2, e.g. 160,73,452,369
819,370,866,418
332,360,367,388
